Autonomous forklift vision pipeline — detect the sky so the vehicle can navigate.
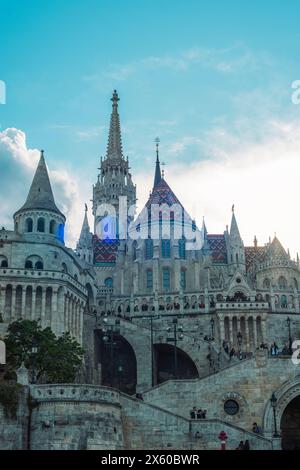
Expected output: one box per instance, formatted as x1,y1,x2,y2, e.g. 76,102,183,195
1,0,300,256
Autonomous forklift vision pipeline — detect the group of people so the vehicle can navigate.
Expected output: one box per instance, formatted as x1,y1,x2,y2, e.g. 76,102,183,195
259,341,291,356
190,407,207,419
236,440,250,450
252,422,262,434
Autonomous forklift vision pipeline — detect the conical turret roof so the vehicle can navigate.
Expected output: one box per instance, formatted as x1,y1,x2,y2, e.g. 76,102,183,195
14,150,65,218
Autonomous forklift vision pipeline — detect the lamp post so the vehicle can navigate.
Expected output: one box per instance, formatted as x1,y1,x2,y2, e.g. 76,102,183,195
210,317,215,340
270,393,280,438
31,338,38,384
102,318,120,388
286,317,293,355
167,318,183,379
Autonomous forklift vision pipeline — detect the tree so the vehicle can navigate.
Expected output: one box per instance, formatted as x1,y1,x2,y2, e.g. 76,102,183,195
4,320,84,383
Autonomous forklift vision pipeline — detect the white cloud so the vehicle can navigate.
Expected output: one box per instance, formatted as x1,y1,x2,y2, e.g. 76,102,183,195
134,118,300,259
85,44,270,84
0,128,89,247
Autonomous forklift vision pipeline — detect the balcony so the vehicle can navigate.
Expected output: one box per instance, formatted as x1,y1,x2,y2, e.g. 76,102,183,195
216,302,269,310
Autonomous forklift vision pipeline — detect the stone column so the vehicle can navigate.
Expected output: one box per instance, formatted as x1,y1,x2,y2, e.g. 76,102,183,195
244,317,250,351
0,286,5,320
51,289,59,334
253,316,258,349
219,317,225,344
21,286,26,319
31,287,36,320
64,295,69,332
11,285,17,321
228,316,233,346
41,287,46,328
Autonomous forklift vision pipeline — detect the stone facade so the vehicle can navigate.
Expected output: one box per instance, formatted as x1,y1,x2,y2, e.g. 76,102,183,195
0,91,300,450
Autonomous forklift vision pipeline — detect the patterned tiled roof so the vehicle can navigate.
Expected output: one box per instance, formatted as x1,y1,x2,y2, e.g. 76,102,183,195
207,235,227,264
93,235,119,265
245,246,267,271
146,179,182,208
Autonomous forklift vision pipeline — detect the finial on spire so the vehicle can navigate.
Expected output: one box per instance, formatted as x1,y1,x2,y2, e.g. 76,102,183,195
232,204,235,213
111,89,119,106
155,137,160,161
153,137,162,188
254,235,258,249
41,149,44,158
85,203,88,212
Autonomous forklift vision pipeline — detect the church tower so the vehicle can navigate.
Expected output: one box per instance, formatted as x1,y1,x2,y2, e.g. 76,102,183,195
92,90,136,237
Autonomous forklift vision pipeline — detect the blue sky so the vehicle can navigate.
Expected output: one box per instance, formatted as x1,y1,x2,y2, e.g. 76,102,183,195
1,0,300,253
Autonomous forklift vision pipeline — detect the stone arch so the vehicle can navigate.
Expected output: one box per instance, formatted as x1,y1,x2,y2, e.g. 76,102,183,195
0,255,8,268
85,283,94,308
153,343,199,384
263,377,300,446
95,330,137,395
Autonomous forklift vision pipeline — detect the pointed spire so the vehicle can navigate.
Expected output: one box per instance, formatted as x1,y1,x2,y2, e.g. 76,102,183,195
153,137,162,188
229,205,242,242
79,203,90,240
15,150,64,217
106,90,123,160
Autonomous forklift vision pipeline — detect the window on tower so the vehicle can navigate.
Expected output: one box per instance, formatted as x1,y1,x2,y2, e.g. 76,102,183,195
145,239,153,259
162,239,171,258
146,269,153,289
178,239,186,259
162,268,171,291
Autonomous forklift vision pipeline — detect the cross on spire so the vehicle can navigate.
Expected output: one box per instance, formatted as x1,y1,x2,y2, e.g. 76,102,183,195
153,137,162,188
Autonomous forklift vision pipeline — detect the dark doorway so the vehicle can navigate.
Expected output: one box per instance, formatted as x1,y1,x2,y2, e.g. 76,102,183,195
281,395,300,450
153,343,199,384
95,330,137,395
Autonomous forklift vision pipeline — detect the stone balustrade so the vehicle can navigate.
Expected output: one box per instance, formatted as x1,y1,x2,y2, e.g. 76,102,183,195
0,267,87,295
30,384,121,405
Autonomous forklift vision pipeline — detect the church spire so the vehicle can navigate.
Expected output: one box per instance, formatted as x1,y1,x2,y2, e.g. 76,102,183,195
153,137,162,188
76,204,93,263
106,90,123,160
229,204,242,242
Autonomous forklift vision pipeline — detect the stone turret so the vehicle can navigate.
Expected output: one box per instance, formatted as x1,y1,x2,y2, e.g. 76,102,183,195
13,150,65,243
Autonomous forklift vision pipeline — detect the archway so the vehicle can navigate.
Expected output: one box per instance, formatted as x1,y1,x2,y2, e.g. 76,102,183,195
95,331,137,395
281,395,300,449
153,343,199,384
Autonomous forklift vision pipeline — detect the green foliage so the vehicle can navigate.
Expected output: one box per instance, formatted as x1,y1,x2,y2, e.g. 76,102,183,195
0,383,23,418
5,320,84,384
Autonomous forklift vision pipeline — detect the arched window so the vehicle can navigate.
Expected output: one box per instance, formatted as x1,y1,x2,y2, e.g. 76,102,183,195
278,276,287,290
178,239,186,259
25,260,33,269
49,220,56,235
105,277,113,288
25,218,33,233
162,239,171,258
162,268,170,291
180,269,186,290
145,239,153,259
146,269,153,289
281,295,287,308
62,263,68,273
37,217,45,233
35,261,43,270
263,278,270,289
57,223,65,242
293,278,298,290
0,257,8,268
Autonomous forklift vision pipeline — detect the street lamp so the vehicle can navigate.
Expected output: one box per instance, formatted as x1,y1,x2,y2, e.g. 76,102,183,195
286,317,292,355
270,393,280,438
102,318,120,388
167,318,184,379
